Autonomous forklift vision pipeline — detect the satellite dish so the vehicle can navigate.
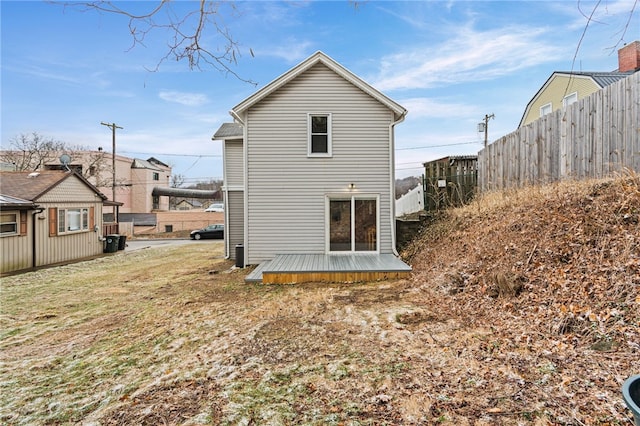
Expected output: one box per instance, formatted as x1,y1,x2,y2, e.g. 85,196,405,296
59,154,72,171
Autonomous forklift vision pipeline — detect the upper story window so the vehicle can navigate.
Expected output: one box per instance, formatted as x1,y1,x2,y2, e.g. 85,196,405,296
563,92,578,108
308,113,332,157
153,172,159,181
540,102,552,117
0,213,18,236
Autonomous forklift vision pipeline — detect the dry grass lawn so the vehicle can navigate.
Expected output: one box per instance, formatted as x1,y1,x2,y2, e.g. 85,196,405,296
1,174,638,425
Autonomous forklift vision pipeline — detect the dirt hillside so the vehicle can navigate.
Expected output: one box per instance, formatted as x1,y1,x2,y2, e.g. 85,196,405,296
400,172,639,424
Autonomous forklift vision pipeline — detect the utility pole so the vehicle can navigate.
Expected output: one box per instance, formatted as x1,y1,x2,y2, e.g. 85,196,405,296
478,113,495,147
100,122,123,203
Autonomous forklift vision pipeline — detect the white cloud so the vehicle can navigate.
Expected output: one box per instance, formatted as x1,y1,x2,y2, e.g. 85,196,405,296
158,91,209,106
373,26,564,91
188,112,231,125
400,97,479,119
257,39,315,63
14,64,81,85
375,5,430,30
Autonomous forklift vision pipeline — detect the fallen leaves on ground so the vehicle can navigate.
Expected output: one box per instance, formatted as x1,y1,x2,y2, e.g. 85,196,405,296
1,174,638,425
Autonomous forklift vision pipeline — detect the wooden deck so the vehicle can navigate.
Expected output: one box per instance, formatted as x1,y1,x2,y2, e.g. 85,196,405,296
245,253,412,284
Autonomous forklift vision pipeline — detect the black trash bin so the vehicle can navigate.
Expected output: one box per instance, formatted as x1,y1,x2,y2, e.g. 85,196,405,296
104,235,120,253
117,235,127,250
235,244,244,268
623,374,640,426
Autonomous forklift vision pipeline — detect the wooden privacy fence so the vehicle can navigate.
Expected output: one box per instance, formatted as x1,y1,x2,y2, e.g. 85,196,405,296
423,156,478,211
479,72,639,191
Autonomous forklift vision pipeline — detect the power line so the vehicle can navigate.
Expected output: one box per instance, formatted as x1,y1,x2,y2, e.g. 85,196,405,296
396,165,425,171
119,150,221,158
397,160,425,166
396,141,480,151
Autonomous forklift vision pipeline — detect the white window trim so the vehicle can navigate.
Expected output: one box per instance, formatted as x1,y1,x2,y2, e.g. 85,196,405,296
0,212,18,236
325,193,380,254
58,207,90,234
563,92,578,108
308,113,332,157
540,102,552,117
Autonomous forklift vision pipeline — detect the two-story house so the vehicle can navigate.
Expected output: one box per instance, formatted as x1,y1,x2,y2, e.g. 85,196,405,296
213,51,412,284
519,41,639,127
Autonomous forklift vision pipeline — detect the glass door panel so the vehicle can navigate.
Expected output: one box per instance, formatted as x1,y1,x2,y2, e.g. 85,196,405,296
355,199,377,251
329,199,351,251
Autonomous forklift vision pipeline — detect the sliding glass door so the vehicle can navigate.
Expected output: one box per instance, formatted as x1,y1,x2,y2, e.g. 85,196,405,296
328,196,378,252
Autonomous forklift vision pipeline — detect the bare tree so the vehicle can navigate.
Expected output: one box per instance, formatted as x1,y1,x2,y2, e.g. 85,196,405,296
1,132,68,171
60,1,256,84
170,173,186,188
187,179,222,191
168,173,186,209
0,132,117,186
84,150,114,187
395,176,422,199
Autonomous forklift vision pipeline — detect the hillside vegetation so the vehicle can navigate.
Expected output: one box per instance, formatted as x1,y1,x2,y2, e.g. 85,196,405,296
0,173,638,425
402,172,639,424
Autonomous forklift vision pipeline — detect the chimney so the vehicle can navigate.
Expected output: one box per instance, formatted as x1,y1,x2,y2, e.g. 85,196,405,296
618,41,640,72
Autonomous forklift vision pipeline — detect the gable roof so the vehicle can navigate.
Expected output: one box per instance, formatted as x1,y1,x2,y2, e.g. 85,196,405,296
131,158,165,171
0,170,108,202
231,51,407,120
551,71,634,88
176,198,203,208
147,157,170,168
518,70,635,127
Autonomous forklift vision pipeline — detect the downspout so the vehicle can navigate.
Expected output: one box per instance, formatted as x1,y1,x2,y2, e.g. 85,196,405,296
389,111,407,256
230,109,248,267
215,133,230,260
31,207,44,269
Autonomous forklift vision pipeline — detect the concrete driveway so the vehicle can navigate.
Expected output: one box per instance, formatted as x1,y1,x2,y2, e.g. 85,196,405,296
125,239,223,252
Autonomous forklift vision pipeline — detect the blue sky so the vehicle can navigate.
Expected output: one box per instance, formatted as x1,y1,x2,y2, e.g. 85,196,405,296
2,1,638,182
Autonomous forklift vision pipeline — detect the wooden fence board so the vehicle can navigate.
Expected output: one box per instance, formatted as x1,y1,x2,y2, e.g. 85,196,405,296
479,73,639,190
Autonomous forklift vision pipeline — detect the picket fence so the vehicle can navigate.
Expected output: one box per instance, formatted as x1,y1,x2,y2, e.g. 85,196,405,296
395,185,424,217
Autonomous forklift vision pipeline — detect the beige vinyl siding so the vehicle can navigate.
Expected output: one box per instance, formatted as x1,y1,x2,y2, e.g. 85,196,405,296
37,177,101,203
245,63,395,264
1,211,32,273
226,190,244,259
522,75,601,126
35,178,104,267
224,140,244,188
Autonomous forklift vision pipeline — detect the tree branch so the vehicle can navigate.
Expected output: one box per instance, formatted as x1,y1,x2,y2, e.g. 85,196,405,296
56,1,257,85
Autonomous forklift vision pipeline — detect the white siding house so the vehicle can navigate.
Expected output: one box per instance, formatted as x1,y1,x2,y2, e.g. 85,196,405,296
213,52,410,281
213,123,245,260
